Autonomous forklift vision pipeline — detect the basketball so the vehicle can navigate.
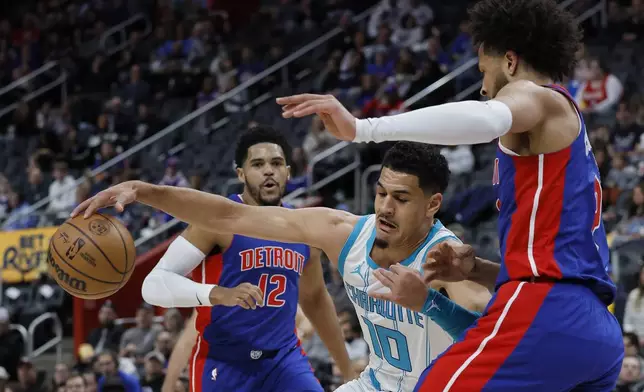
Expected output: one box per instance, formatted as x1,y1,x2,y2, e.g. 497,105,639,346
47,214,136,300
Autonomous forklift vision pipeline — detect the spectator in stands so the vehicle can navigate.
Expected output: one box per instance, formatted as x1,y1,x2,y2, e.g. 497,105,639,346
47,161,76,215
622,0,644,42
96,352,140,392
119,304,162,357
121,65,151,110
2,192,39,230
82,372,97,392
65,373,87,392
74,344,95,375
615,356,644,392
140,352,165,392
612,102,644,154
302,116,338,161
339,312,368,362
624,264,644,342
441,145,475,177
23,166,48,205
161,310,184,343
10,358,46,392
0,307,22,382
50,363,70,392
195,77,217,109
624,332,642,358
152,332,174,364
159,158,189,188
576,58,623,116
0,367,8,392
87,302,125,354
611,182,644,246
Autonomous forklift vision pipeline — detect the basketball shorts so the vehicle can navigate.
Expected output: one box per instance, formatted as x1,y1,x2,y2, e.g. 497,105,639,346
192,344,322,392
414,280,624,392
335,368,404,392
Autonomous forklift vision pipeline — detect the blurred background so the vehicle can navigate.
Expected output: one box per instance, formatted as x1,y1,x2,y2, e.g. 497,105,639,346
0,0,643,391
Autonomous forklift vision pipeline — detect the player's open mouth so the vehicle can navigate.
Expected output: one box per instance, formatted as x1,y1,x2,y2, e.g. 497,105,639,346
262,181,277,189
378,217,397,231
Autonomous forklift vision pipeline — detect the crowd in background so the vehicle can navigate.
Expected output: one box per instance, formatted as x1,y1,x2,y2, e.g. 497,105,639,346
0,0,644,391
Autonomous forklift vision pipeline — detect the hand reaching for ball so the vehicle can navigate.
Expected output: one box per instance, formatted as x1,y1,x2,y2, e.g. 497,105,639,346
71,181,139,218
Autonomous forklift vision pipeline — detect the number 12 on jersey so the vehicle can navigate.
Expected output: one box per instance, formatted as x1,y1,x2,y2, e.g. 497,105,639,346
362,316,412,372
257,273,286,307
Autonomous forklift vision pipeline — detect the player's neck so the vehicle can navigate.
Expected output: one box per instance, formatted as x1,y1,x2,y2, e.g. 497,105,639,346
370,227,432,268
512,69,553,87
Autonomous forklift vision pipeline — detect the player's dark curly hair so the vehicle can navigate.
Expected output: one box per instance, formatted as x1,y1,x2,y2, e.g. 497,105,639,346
468,0,582,81
235,125,292,168
382,142,450,194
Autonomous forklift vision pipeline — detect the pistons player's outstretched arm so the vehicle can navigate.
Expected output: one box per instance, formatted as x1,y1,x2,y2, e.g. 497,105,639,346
276,81,576,152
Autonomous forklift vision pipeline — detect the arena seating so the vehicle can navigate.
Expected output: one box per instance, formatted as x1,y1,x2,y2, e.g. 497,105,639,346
1,0,644,391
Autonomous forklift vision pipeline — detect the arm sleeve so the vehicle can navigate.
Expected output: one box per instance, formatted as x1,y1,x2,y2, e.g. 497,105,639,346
354,100,513,145
421,288,481,340
141,236,215,308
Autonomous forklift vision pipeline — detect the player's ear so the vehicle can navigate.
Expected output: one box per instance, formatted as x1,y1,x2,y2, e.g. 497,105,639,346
286,165,291,180
505,50,519,76
425,192,442,218
236,167,245,183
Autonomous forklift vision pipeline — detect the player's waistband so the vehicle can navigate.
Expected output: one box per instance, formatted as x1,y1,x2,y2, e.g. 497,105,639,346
205,342,299,362
501,276,615,305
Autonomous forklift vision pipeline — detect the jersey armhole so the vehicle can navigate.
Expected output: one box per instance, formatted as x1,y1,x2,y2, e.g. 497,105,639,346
337,216,370,277
208,245,222,256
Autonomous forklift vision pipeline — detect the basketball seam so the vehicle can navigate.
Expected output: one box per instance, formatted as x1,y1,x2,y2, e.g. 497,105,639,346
50,241,121,284
64,221,126,275
96,212,135,276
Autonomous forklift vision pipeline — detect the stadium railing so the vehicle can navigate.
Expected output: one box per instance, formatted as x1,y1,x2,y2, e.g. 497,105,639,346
0,61,67,122
7,5,379,227
100,13,153,57
27,312,63,362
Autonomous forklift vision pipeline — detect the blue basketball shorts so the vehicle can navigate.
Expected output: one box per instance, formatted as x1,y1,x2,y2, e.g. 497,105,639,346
415,280,624,392
190,344,322,392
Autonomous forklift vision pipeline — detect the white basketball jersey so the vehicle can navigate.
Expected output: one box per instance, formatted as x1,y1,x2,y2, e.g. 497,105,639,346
338,215,458,392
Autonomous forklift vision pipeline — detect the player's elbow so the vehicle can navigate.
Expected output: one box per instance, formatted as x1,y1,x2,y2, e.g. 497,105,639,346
141,270,174,308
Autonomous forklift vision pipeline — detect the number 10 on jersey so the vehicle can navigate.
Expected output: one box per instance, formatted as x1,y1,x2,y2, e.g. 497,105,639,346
362,316,412,372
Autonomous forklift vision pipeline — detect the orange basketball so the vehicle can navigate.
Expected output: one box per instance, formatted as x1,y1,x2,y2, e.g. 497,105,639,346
47,213,136,300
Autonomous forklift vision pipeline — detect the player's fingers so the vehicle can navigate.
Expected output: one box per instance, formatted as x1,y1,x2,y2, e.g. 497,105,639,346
423,269,440,285
237,298,250,310
390,264,417,275
373,269,395,288
367,290,394,302
249,286,264,307
292,101,338,118
281,99,327,118
71,197,93,218
276,94,327,105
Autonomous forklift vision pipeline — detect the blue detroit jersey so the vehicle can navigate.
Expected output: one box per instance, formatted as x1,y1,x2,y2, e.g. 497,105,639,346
493,84,615,304
191,194,310,359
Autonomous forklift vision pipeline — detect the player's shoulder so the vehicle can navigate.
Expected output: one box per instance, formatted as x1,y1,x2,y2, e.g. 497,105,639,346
499,80,571,110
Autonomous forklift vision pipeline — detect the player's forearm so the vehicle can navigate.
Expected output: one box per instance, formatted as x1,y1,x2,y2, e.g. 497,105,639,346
142,236,214,308
354,100,512,145
162,318,198,392
468,257,500,292
421,289,481,340
134,181,236,230
300,290,353,381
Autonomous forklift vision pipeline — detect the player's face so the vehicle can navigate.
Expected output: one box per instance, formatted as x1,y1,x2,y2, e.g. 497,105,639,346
373,168,441,249
237,143,290,206
478,46,511,99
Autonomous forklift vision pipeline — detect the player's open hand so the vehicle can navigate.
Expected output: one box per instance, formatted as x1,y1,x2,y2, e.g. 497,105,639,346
368,264,428,312
423,242,476,285
209,283,264,310
276,94,356,141
71,181,140,218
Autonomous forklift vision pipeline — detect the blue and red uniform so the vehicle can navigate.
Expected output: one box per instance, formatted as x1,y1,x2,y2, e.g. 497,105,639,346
189,195,321,392
415,85,624,391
